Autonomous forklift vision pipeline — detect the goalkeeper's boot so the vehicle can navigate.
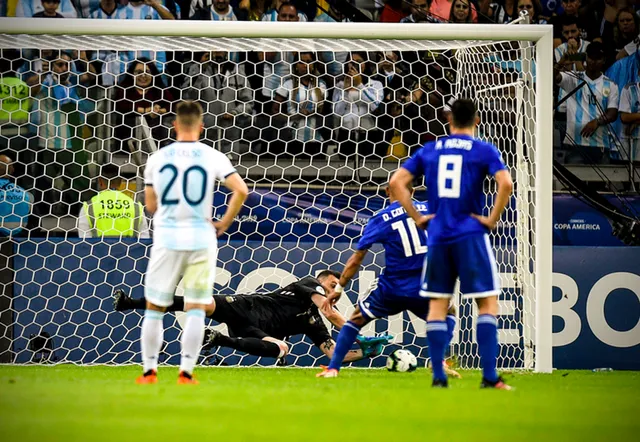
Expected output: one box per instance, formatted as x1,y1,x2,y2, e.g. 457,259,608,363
202,329,222,351
431,378,449,388
136,369,158,384
177,371,199,385
480,376,512,391
113,289,132,312
316,366,339,378
356,334,394,358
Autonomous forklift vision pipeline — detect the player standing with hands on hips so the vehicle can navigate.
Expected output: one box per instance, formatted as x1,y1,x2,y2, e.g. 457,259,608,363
389,99,513,389
137,101,248,385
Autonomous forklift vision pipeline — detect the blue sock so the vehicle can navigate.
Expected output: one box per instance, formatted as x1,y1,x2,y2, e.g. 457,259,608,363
477,314,499,382
426,320,448,381
327,321,361,371
446,314,456,348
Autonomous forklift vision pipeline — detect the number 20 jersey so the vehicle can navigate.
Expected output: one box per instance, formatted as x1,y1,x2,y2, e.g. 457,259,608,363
401,134,507,246
144,141,237,251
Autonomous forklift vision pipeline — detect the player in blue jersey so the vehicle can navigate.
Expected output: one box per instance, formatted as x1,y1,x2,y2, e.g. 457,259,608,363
389,98,513,389
316,184,459,378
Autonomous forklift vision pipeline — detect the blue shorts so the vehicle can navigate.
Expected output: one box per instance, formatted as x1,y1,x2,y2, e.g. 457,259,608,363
420,234,501,299
358,277,430,321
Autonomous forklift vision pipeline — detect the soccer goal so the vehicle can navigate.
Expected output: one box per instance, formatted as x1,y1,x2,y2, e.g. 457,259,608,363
0,18,553,373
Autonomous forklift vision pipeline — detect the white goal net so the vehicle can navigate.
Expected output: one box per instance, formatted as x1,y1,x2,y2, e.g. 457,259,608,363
0,20,553,372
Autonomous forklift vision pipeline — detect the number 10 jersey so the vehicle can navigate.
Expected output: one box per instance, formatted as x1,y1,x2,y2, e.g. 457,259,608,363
144,141,237,251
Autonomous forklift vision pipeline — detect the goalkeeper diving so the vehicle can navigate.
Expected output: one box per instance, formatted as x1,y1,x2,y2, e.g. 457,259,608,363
114,270,392,363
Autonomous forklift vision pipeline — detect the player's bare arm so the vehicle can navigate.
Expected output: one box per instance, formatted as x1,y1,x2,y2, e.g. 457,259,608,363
312,293,346,329
144,185,158,215
472,169,513,230
325,249,367,308
214,173,248,237
389,168,433,229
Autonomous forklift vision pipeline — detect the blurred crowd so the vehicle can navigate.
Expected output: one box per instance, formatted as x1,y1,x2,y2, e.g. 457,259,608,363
0,0,639,236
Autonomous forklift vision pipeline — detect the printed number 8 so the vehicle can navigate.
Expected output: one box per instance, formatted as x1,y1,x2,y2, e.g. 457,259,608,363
437,155,463,199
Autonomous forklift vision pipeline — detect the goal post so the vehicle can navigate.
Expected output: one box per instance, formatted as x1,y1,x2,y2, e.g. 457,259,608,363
0,18,553,373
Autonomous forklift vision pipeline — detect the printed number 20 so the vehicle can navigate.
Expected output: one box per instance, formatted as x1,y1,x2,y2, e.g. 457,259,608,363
160,164,207,206
438,155,463,198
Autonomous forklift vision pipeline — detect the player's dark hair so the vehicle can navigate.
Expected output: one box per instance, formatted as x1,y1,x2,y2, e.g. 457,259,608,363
176,100,203,126
317,270,340,281
450,98,477,128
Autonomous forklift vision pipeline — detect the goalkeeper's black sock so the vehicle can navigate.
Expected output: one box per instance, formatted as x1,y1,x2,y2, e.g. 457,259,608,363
216,335,282,358
128,297,185,313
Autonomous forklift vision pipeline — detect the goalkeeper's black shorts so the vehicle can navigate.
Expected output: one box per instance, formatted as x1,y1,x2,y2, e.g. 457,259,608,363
210,294,269,340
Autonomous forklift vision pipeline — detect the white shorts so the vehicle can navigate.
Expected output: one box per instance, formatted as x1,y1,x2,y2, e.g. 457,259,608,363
145,246,217,307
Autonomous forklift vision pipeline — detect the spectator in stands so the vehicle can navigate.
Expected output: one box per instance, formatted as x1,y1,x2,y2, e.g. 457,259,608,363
449,0,476,22
332,52,385,159
261,0,306,20
430,0,477,21
181,51,254,154
88,0,121,18
517,0,546,24
548,0,600,48
400,0,441,22
261,2,301,105
619,66,640,163
15,0,76,17
0,155,32,237
555,42,619,164
608,7,640,61
243,0,270,20
32,0,65,17
380,0,409,22
0,59,32,192
74,0,102,17
487,0,518,24
77,164,149,239
117,0,175,19
315,0,346,21
190,0,239,19
29,50,95,215
554,15,590,69
114,58,175,153
273,51,327,156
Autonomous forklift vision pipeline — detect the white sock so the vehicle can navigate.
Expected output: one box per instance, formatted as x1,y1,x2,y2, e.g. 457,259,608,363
179,309,206,375
141,310,164,373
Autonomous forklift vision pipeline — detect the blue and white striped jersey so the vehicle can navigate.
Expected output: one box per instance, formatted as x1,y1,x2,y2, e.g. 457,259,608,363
558,72,619,149
619,82,640,141
115,3,166,19
144,142,237,251
209,6,238,20
88,5,122,19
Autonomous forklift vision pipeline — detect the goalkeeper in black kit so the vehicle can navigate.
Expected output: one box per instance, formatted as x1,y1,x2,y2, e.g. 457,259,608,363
114,270,392,363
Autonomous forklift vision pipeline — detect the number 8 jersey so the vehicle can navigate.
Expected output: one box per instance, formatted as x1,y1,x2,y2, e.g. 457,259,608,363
401,134,507,246
144,141,237,251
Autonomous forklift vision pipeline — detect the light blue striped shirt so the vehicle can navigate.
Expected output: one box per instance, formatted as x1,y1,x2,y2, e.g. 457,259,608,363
559,72,619,149
619,82,640,141
144,142,237,251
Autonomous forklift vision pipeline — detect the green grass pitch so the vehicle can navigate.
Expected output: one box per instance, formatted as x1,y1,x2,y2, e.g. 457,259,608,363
0,366,638,442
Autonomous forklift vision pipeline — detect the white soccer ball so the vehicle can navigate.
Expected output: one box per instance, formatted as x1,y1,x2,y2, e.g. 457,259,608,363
386,349,418,372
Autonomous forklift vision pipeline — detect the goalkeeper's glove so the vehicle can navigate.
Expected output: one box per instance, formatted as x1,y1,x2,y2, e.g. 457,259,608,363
356,334,393,358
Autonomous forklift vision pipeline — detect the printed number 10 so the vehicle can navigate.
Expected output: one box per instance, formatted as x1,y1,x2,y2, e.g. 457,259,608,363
392,218,427,258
